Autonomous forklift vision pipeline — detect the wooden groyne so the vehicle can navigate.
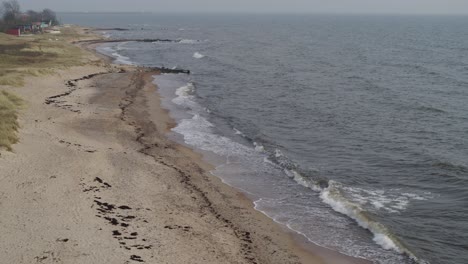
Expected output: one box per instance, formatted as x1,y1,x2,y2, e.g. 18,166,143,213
74,39,185,45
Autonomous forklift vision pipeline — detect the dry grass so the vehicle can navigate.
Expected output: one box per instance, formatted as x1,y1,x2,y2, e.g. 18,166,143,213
0,26,92,151
0,27,89,86
0,90,23,151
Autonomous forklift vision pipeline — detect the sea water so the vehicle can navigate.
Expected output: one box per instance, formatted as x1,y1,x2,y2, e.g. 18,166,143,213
63,13,468,264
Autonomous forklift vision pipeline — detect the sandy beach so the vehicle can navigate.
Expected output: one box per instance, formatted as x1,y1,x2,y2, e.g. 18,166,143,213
0,27,368,264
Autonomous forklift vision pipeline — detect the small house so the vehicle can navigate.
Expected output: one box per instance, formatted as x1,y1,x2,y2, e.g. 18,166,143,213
6,28,21,36
41,21,52,29
18,24,32,33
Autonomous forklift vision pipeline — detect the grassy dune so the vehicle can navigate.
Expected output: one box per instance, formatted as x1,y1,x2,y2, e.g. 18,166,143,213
0,27,87,86
0,26,89,150
0,90,23,150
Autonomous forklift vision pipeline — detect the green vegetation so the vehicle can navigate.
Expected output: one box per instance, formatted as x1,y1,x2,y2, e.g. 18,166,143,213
0,90,22,150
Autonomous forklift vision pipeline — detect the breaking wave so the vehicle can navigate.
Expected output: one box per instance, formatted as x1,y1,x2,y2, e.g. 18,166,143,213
193,52,205,59
96,45,134,65
245,137,430,262
162,78,429,264
111,52,134,65
320,181,426,263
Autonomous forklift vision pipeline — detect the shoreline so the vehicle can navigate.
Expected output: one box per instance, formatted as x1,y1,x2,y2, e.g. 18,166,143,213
0,26,368,263
85,30,370,263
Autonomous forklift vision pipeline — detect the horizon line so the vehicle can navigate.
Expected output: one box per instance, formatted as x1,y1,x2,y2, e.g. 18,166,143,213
55,11,468,16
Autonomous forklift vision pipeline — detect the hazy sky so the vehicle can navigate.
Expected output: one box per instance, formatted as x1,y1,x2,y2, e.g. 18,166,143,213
17,0,468,14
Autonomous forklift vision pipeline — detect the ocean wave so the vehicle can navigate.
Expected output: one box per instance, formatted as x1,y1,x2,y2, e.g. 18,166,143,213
193,52,205,59
343,186,430,213
417,105,446,114
111,52,134,65
253,142,265,152
263,147,430,260
116,41,129,51
173,115,255,158
97,43,134,65
166,77,426,263
284,169,322,191
172,83,199,110
432,160,468,173
320,181,425,263
265,146,431,213
175,82,195,97
272,149,297,171
233,127,246,137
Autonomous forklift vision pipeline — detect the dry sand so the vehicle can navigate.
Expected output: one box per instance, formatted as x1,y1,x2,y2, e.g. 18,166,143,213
0,32,369,264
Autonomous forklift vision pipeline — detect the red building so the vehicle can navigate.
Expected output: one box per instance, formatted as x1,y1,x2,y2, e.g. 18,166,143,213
6,28,21,36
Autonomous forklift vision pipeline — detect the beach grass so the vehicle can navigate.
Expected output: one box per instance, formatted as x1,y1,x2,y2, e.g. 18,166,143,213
0,26,89,150
0,27,87,86
0,90,23,151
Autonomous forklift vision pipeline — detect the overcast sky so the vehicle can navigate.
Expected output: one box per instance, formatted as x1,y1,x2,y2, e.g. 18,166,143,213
16,0,468,14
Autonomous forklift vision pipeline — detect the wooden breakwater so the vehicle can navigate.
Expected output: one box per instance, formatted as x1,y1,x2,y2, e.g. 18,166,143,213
74,38,187,45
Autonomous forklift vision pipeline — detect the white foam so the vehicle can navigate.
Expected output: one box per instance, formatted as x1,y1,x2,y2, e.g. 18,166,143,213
171,83,201,111
373,233,400,251
111,52,134,65
401,192,428,200
175,83,195,97
275,149,284,158
319,181,428,263
233,128,245,136
98,43,134,65
173,116,253,157
161,75,426,263
321,183,401,252
253,142,265,152
371,200,385,210
168,82,253,157
178,39,199,44
193,52,205,59
343,186,431,213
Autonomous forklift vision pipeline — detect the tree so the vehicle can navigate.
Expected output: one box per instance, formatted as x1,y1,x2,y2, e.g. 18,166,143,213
26,10,40,22
2,0,21,24
41,8,58,25
0,1,60,31
2,9,14,22
2,0,20,16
